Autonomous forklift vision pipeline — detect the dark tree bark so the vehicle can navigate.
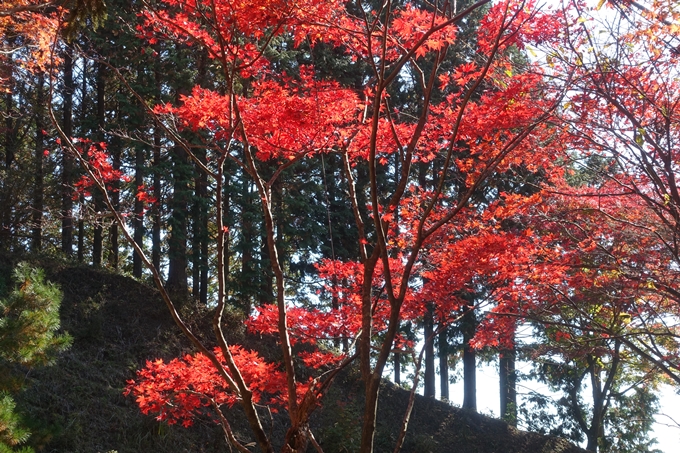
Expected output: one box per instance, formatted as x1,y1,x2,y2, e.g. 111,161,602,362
0,43,15,250
241,179,255,312
31,73,45,252
133,142,145,278
166,142,190,300
424,303,436,398
3,36,16,171
61,47,75,256
499,338,517,425
152,127,162,271
584,343,620,452
439,326,450,401
92,61,105,267
151,66,163,271
77,57,87,262
462,301,477,411
191,148,208,304
3,79,14,170
108,134,121,269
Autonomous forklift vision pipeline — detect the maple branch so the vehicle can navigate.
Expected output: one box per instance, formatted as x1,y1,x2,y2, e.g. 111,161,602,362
418,1,511,234
50,39,275,453
235,105,303,443
308,431,324,453
206,396,254,453
341,150,367,261
382,0,493,88
46,121,245,392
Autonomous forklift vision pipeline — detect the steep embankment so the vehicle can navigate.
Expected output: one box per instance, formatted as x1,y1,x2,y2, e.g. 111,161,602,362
6,260,586,453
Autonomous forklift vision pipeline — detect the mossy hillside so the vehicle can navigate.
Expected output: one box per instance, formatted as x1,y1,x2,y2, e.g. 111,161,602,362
4,259,587,452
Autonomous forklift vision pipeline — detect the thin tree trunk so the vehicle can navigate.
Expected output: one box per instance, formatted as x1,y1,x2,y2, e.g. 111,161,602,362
241,180,254,312
152,65,163,271
439,326,449,401
109,134,121,269
61,47,75,256
424,303,436,398
191,169,200,301
0,40,15,251
77,199,85,262
77,57,87,262
499,337,517,425
31,73,45,251
199,154,209,305
92,61,105,267
3,72,14,170
462,301,477,411
133,142,144,278
152,125,162,271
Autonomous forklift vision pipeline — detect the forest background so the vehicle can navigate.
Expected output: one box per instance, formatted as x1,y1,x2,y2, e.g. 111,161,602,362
2,0,680,452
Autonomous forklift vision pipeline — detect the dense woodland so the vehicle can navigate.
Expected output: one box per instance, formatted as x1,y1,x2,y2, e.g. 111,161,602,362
1,0,680,452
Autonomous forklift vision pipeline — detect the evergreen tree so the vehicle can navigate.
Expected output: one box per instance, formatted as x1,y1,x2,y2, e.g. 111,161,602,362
0,263,71,452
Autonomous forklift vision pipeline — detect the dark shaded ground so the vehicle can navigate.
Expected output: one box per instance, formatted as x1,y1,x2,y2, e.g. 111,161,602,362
3,257,587,453
314,370,585,453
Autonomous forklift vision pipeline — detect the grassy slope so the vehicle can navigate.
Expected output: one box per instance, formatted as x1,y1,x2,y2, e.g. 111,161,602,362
5,260,586,453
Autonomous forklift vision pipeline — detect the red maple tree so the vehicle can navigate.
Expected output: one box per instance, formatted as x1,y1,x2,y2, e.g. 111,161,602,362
60,0,575,451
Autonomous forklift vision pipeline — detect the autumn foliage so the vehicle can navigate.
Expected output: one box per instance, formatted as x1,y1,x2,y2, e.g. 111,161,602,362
111,0,573,451
15,0,677,451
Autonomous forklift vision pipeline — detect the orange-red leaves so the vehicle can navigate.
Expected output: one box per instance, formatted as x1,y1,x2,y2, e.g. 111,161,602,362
238,69,360,160
125,346,290,427
391,4,457,59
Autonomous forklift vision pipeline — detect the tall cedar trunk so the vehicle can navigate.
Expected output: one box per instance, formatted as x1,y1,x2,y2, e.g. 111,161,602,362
191,53,208,303
109,134,121,269
166,142,190,300
241,180,254,312
1,43,15,251
152,125,162,270
92,61,105,267
191,150,209,306
77,195,85,262
166,77,193,300
61,47,75,256
31,73,45,251
77,58,87,262
199,166,209,306
192,204,199,302
423,302,436,398
439,326,449,401
462,300,477,411
586,358,603,452
499,339,517,425
133,142,144,278
259,232,272,303
419,161,437,398
152,65,163,271
3,41,15,171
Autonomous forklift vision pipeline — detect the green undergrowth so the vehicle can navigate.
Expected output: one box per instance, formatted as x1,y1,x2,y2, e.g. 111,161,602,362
2,256,586,453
